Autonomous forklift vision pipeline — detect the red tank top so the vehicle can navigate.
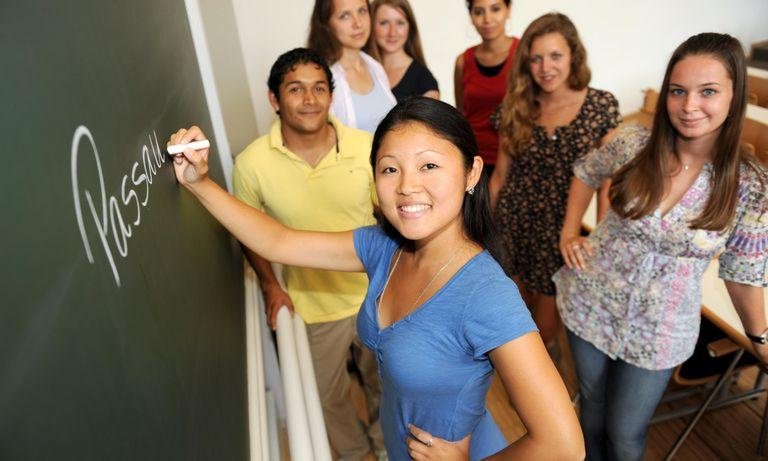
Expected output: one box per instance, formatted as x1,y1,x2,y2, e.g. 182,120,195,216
461,38,518,166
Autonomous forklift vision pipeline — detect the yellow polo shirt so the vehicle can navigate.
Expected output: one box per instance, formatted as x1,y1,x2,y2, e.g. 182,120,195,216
233,117,377,324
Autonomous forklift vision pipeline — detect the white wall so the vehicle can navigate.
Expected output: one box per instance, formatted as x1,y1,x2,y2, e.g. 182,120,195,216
228,0,768,138
230,0,315,137
197,0,260,156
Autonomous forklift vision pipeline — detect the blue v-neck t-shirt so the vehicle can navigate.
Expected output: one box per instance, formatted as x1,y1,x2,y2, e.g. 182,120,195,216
353,226,537,460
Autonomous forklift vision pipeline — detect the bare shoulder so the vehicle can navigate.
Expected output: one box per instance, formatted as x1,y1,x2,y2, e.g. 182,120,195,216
454,53,465,73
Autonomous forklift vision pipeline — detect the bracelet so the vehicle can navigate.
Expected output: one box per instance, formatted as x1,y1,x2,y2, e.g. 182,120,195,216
746,328,768,345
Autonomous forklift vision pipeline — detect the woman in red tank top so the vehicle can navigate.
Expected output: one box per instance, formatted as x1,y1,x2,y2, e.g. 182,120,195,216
454,0,518,170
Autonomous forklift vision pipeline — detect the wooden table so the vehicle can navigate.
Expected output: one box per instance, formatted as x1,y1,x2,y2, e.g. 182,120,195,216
663,260,768,460
701,260,768,352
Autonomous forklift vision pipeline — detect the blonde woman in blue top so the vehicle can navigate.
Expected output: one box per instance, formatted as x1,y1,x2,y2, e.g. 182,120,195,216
168,98,583,460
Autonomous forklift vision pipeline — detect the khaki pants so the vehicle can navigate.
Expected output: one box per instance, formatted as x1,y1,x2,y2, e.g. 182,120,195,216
306,315,384,461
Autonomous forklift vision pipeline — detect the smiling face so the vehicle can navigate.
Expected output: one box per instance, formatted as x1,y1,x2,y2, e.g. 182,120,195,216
374,4,409,55
666,54,733,146
269,63,331,136
374,122,481,243
328,0,371,52
469,0,510,42
528,31,572,94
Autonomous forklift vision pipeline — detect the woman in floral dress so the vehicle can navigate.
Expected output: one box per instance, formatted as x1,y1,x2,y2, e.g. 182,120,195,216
491,13,620,351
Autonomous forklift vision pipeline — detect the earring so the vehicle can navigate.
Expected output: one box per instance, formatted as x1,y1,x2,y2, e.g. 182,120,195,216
467,186,475,195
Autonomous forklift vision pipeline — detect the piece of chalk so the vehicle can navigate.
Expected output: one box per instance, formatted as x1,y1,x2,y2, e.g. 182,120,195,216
167,139,210,155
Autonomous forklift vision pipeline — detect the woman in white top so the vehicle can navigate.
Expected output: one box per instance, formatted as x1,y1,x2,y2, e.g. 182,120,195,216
308,0,397,133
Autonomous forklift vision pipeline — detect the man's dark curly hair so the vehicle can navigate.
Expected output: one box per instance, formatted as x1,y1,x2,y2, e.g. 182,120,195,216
267,47,334,100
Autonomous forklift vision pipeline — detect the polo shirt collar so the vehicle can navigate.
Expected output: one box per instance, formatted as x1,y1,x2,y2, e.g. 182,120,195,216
268,116,354,160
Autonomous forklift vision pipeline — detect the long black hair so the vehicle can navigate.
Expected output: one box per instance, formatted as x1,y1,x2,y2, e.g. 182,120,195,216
370,97,496,248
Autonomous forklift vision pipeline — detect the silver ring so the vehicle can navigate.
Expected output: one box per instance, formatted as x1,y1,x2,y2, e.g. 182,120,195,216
427,437,433,447
572,244,581,250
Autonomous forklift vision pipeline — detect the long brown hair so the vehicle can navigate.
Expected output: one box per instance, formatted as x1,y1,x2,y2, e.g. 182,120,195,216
371,0,427,65
610,32,759,231
498,13,590,155
307,0,380,65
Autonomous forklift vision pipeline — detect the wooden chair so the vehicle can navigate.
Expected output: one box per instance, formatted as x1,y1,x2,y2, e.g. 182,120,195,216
621,88,658,129
742,116,768,166
671,318,758,386
652,317,767,460
748,74,768,108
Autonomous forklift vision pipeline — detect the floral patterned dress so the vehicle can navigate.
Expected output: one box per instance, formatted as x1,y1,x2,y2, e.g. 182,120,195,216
554,124,768,370
495,88,621,295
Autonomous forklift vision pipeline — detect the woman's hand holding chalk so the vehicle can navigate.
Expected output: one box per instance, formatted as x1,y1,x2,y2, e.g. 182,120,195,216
168,126,211,187
167,139,210,155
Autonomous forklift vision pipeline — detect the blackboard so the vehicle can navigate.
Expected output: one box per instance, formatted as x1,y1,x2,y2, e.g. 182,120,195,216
0,1,248,460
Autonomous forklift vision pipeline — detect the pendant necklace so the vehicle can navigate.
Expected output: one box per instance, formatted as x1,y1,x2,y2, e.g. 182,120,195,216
377,242,466,323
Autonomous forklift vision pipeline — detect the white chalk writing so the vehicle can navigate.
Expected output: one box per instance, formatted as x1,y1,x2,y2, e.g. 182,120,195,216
71,125,166,287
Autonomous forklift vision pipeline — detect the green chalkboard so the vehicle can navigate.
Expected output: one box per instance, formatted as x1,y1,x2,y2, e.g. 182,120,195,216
0,1,248,460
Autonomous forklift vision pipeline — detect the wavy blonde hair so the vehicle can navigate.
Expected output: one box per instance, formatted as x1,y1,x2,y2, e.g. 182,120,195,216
498,13,590,155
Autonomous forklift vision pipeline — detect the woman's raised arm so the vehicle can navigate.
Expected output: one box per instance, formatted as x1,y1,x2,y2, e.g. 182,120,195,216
169,126,364,273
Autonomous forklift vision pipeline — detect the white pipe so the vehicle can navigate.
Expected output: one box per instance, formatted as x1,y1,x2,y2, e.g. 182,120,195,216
292,315,333,461
276,307,315,461
260,305,286,422
244,265,270,461
265,390,281,461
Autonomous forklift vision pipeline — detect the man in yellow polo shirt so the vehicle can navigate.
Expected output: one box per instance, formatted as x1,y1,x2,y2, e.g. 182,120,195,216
233,48,384,461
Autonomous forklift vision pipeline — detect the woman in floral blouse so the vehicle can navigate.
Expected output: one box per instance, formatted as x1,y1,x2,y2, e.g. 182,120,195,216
554,33,768,461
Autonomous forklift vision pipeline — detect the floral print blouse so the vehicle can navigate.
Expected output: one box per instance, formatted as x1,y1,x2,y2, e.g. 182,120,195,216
554,124,768,370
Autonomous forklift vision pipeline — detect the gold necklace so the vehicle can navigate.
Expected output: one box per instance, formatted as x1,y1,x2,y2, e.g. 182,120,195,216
378,243,466,324
677,162,701,175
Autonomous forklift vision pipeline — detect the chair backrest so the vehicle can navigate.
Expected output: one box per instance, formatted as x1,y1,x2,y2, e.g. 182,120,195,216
642,88,660,114
673,316,758,386
748,74,768,108
742,116,768,166
621,88,658,129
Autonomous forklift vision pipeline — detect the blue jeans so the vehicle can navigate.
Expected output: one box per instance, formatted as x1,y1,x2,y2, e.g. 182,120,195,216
567,329,674,461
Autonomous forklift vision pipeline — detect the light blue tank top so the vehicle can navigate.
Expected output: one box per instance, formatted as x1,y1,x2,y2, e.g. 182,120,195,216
349,75,395,133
